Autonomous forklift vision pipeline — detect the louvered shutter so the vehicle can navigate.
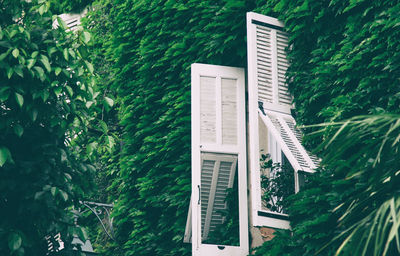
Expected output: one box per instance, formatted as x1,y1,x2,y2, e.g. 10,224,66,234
189,63,248,255
247,12,319,229
200,154,237,241
54,11,86,32
258,109,318,175
247,12,292,115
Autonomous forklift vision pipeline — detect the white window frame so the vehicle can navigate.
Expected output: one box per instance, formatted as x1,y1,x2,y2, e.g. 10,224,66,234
191,63,248,255
247,12,318,229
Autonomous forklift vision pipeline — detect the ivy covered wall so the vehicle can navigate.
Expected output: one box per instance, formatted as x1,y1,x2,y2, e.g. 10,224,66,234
254,0,400,255
84,0,400,255
86,0,270,255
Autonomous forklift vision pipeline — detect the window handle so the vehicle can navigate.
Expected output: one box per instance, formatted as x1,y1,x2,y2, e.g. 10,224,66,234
198,185,201,205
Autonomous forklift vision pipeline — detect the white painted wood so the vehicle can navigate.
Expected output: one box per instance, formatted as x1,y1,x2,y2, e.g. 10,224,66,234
53,9,87,31
191,63,248,256
200,153,238,241
184,199,192,243
247,12,284,28
253,210,291,230
259,110,302,171
247,11,262,229
276,115,317,170
202,157,221,240
222,78,238,145
200,77,217,143
248,12,320,228
199,144,240,155
216,76,222,145
247,12,292,115
271,28,279,109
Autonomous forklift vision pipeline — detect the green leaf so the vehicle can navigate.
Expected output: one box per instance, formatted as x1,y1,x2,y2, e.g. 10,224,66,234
0,51,8,61
6,67,13,79
57,16,68,30
34,191,44,200
0,86,10,101
106,136,115,152
40,55,51,72
63,48,68,61
85,101,93,109
8,232,22,251
54,86,62,97
31,51,39,58
14,66,23,78
41,90,49,102
12,48,19,58
66,86,73,97
0,146,10,166
33,66,45,81
51,187,57,196
27,59,36,69
38,4,45,15
47,46,57,56
85,60,94,74
15,93,23,107
99,120,108,133
55,67,62,76
14,124,23,137
59,190,68,201
104,96,114,107
82,31,91,44
68,48,75,58
30,109,38,121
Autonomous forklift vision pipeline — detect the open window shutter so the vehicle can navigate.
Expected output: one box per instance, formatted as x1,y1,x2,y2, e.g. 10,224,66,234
189,63,248,255
200,154,237,241
247,12,319,229
54,11,86,32
247,12,292,115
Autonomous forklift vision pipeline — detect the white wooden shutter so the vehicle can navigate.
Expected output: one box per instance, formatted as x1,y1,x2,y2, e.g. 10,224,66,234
259,109,318,174
247,12,319,229
200,154,237,241
247,12,292,115
53,10,87,32
189,63,248,256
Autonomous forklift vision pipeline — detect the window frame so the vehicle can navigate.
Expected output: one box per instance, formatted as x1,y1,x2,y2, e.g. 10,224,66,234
247,12,318,229
191,63,248,255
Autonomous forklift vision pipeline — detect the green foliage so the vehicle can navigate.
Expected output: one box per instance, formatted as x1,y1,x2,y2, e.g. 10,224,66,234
85,0,271,255
50,0,93,14
0,0,96,254
84,0,400,255
271,0,400,128
314,115,400,255
260,154,295,214
254,1,400,255
75,1,122,252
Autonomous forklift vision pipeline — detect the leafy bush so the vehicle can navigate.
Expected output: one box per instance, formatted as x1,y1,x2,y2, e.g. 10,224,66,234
260,154,295,214
0,0,97,255
254,0,400,255
84,0,400,255
84,0,273,255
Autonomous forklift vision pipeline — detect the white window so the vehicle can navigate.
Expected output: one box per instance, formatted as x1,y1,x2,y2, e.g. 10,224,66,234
186,64,248,255
247,12,319,229
184,12,319,253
